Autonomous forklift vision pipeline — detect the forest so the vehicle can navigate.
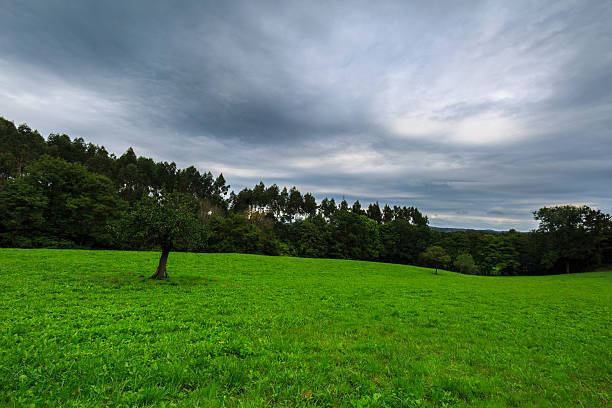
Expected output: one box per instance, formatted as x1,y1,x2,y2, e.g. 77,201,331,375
1,116,611,276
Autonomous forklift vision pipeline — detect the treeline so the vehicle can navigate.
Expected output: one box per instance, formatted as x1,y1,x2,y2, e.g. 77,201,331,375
1,117,611,275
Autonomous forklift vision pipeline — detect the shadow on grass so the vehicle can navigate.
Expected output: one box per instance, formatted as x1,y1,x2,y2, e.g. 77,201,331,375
93,271,219,288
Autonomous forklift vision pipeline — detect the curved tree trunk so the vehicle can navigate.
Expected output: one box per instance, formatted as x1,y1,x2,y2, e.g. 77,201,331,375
151,249,170,279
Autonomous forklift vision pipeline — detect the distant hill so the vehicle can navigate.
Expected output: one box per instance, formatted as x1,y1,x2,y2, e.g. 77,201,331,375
430,226,502,234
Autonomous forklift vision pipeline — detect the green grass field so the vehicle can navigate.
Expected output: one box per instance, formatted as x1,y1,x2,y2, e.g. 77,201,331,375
1,249,610,407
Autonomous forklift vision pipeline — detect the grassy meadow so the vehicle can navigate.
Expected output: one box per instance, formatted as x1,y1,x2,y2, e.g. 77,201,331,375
0,249,610,407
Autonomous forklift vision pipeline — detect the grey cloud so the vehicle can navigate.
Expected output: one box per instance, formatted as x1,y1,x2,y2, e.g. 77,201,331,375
487,207,506,216
1,0,611,230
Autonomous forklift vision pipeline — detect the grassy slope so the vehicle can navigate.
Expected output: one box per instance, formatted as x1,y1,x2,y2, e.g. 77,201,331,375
0,249,610,407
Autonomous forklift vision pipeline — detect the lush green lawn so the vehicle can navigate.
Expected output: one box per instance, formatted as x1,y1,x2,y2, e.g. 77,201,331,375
0,249,610,407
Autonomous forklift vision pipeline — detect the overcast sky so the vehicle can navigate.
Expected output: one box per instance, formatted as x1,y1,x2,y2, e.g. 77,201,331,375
1,1,611,230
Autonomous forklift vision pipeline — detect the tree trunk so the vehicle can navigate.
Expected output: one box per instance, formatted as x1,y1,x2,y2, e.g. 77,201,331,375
151,249,170,279
565,260,570,274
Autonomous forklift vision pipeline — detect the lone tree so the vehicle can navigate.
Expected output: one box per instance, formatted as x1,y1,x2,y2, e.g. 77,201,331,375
420,245,451,274
121,191,201,279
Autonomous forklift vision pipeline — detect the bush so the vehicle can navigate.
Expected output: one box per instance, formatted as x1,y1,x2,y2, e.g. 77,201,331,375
204,214,261,253
454,253,478,274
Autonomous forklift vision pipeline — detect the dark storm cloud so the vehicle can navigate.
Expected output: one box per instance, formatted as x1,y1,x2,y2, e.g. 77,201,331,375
1,1,376,143
1,0,611,230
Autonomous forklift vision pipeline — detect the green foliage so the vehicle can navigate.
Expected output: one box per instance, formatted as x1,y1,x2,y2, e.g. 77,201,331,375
534,205,612,273
0,178,47,247
419,245,451,273
366,202,382,223
0,156,122,248
1,249,610,407
476,234,521,276
351,200,366,216
203,214,261,254
302,192,317,218
289,215,332,258
382,204,394,223
339,199,349,211
329,210,381,260
380,219,429,265
0,118,45,179
319,197,337,219
454,253,478,274
31,156,124,247
120,191,201,252
535,206,583,272
3,116,612,277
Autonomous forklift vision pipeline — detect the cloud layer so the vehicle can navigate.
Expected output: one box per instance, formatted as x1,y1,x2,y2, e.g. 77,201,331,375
1,0,611,230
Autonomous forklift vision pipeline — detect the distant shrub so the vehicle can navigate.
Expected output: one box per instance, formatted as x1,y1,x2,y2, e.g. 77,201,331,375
262,239,282,256
454,253,478,274
204,214,261,254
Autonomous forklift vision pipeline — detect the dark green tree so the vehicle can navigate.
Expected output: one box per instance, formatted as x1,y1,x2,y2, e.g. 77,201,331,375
320,198,337,219
279,187,289,219
351,200,366,216
382,204,394,223
289,215,331,258
212,173,229,208
203,214,261,254
230,188,253,214
329,209,381,260
302,193,318,218
287,187,303,222
454,253,478,274
534,205,611,273
15,124,46,177
380,219,430,265
46,133,81,163
85,145,114,178
339,199,349,212
0,178,48,247
0,118,45,179
26,156,123,247
366,202,383,223
252,181,266,211
265,184,280,216
0,117,20,180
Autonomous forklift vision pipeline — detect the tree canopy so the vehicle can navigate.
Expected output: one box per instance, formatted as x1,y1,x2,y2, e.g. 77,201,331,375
1,155,122,248
2,116,612,277
120,191,201,279
419,246,451,274
534,205,611,273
